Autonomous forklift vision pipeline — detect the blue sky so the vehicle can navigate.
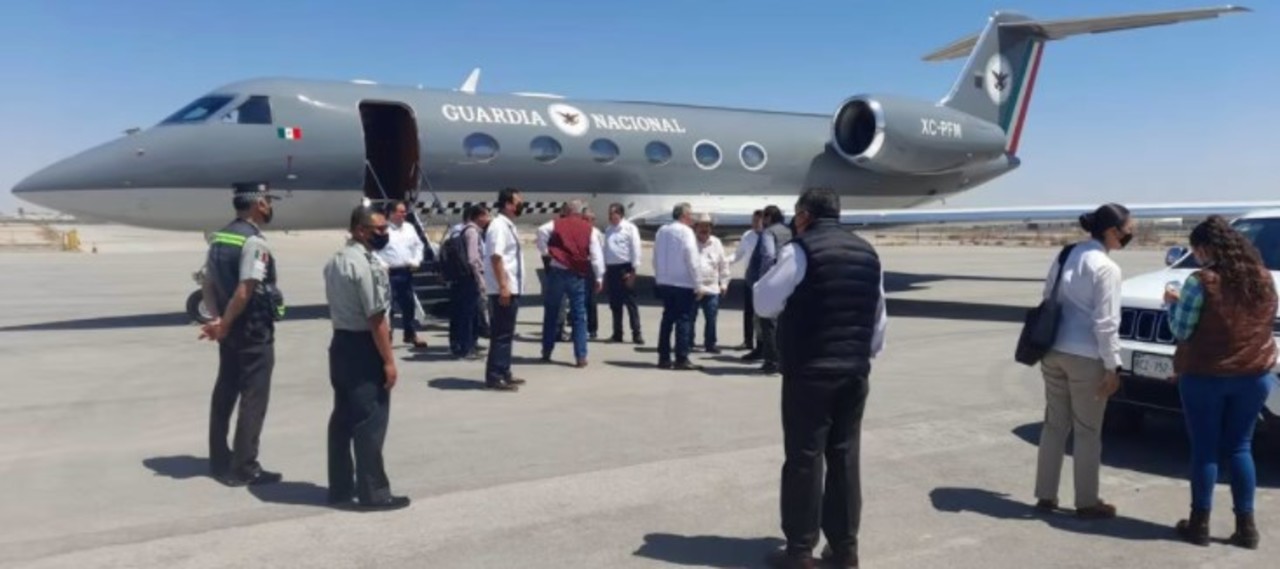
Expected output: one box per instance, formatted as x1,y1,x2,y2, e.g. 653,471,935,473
1,0,1276,215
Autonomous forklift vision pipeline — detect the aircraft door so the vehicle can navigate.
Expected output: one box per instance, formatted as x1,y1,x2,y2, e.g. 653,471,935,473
358,102,420,208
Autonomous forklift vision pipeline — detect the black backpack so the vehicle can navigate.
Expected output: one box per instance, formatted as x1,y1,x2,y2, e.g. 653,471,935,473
439,225,476,283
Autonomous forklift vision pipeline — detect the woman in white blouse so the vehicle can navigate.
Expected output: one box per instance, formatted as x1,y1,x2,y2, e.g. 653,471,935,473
1033,203,1133,520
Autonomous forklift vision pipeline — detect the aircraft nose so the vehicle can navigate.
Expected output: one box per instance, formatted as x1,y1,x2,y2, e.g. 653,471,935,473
9,137,141,212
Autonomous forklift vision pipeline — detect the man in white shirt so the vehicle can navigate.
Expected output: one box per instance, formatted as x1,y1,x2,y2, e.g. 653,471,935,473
690,213,730,354
604,202,645,345
537,208,570,342
728,210,763,351
377,201,427,348
753,188,886,569
483,188,527,392
583,207,605,341
652,202,701,370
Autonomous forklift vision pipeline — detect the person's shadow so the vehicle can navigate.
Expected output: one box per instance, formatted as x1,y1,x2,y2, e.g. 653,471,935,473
633,533,786,568
929,487,1175,541
142,455,330,507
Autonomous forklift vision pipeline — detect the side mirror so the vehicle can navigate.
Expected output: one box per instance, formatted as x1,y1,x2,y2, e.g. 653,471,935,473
1165,246,1188,267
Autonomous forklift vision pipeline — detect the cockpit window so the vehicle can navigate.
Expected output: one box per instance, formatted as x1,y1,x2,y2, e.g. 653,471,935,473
160,95,235,125
1174,218,1280,271
220,96,273,125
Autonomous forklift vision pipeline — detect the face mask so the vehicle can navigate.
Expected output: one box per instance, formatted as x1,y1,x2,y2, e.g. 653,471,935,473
1119,232,1133,248
369,232,390,251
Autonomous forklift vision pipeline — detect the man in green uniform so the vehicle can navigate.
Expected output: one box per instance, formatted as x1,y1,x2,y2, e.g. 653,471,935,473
198,182,285,486
322,205,410,511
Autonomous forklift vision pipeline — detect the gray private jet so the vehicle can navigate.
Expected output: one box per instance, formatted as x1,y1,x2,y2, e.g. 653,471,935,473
10,5,1271,233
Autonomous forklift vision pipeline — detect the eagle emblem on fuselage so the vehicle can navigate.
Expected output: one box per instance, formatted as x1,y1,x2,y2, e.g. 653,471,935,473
559,112,581,125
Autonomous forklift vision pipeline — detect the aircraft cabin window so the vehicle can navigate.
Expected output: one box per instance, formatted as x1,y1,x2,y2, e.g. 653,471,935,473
464,132,500,162
740,142,767,171
590,138,620,164
160,95,235,125
530,136,562,163
645,141,672,166
693,140,722,170
221,95,273,125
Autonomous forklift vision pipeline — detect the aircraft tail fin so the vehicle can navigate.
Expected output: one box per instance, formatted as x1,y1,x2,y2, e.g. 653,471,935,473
929,5,1250,155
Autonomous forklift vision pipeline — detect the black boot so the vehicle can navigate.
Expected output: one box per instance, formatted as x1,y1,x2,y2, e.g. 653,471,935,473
1230,512,1260,550
1175,509,1211,546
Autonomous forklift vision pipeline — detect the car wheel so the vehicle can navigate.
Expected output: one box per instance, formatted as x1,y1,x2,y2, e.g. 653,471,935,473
1104,403,1145,435
186,290,213,324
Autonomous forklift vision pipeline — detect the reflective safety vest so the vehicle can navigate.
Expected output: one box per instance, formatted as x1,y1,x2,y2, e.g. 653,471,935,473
207,219,284,344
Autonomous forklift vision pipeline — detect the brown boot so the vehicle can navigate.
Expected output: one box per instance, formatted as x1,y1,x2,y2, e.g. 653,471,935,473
1175,508,1211,546
1229,512,1259,550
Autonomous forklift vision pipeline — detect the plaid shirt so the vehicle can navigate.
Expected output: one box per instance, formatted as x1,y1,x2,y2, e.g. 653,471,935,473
1167,274,1205,341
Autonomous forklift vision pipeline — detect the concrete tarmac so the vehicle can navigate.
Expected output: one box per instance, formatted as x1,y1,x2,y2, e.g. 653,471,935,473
0,227,1276,568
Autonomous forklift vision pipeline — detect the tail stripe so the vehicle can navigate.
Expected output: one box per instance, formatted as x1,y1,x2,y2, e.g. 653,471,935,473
1005,40,1044,155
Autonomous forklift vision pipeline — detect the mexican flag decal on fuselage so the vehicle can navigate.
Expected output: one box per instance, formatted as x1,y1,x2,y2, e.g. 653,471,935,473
277,127,302,140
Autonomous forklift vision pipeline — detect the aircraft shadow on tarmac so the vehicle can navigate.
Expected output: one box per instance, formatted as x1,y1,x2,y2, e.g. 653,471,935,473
929,487,1177,542
1011,418,1280,488
0,271,1036,332
142,454,331,507
632,533,786,568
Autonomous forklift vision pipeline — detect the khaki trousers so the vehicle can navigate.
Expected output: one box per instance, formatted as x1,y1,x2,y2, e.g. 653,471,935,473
1034,350,1108,509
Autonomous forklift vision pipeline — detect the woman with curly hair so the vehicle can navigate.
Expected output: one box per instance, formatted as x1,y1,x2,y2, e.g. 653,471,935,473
1165,215,1278,549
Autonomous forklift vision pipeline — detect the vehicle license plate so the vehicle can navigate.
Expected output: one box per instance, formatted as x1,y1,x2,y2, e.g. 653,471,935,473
1132,352,1175,380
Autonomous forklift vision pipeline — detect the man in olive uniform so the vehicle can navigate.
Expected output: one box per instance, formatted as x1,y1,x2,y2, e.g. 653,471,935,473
322,205,410,511
198,182,285,487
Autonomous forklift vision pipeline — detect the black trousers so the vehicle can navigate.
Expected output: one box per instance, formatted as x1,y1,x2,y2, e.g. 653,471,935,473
485,295,520,384
742,282,756,347
209,340,274,477
780,371,870,558
388,267,419,340
327,331,392,503
586,277,598,336
758,317,778,365
606,263,641,339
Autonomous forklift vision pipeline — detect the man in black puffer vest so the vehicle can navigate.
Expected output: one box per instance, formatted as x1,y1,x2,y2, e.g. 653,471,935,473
754,188,887,569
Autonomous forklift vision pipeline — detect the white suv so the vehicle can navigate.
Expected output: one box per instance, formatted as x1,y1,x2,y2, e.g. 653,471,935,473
1112,209,1280,432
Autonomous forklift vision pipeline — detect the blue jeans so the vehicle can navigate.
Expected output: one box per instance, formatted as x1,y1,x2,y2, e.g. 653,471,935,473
657,285,695,364
542,267,588,361
448,280,479,357
691,293,720,350
1179,372,1275,513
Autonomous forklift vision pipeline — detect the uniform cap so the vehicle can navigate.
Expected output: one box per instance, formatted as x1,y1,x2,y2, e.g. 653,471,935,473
693,212,713,224
231,182,280,200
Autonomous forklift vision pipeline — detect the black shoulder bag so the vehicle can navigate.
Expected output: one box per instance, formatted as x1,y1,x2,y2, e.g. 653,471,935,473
1015,244,1076,366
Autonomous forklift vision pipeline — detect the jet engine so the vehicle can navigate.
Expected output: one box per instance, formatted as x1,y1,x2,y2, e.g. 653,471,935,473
830,95,1008,174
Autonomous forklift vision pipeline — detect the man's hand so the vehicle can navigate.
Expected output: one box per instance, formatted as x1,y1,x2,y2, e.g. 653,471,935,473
594,281,604,294
384,362,398,390
623,272,636,289
1163,287,1180,306
1097,370,1121,400
499,286,512,307
720,286,728,296
198,319,225,342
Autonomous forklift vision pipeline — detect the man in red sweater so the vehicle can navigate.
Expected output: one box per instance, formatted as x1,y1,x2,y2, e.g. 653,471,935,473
542,200,605,367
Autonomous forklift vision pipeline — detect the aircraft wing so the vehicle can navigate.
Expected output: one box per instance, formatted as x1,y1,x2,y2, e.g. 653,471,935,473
635,201,1280,230
923,5,1250,61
